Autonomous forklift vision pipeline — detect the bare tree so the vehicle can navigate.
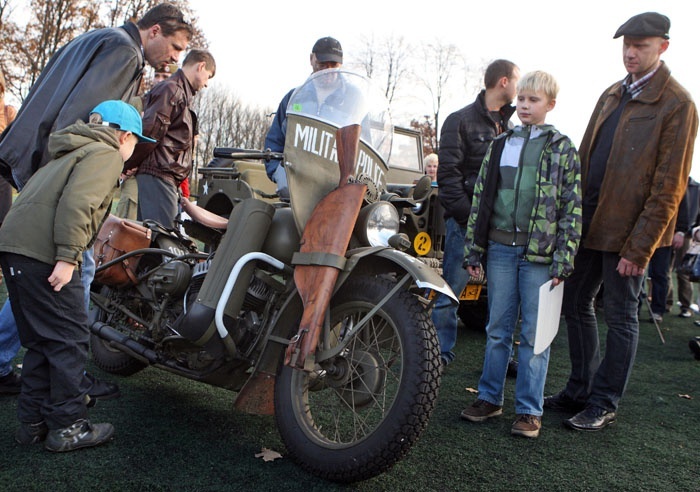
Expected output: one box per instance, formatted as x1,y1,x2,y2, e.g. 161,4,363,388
193,85,272,164
417,40,463,140
353,34,411,106
0,0,205,102
0,0,101,99
356,34,377,79
190,85,272,193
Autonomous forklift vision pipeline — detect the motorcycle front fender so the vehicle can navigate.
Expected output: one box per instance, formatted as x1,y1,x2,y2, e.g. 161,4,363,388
341,247,458,304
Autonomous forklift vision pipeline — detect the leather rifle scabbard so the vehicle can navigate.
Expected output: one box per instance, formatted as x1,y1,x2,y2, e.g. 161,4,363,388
285,183,366,369
285,124,365,369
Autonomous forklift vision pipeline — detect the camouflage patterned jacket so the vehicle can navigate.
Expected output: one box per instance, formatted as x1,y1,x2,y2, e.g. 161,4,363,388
464,126,582,279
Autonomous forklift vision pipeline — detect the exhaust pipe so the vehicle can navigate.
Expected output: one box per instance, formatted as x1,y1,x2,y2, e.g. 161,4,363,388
91,321,159,365
91,321,215,380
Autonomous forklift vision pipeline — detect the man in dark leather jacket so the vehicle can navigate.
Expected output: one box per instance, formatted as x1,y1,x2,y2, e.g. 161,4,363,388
0,3,192,400
0,2,193,190
433,59,519,365
131,49,216,228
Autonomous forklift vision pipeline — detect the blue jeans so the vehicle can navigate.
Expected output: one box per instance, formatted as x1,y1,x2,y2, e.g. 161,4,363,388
477,242,551,416
0,300,20,376
431,217,469,363
82,247,95,311
0,249,94,376
561,246,643,411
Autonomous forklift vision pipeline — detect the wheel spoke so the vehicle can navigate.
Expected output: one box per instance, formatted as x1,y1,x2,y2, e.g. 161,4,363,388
298,304,403,445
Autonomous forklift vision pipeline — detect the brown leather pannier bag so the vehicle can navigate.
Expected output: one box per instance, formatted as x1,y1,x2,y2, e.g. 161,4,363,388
94,214,152,287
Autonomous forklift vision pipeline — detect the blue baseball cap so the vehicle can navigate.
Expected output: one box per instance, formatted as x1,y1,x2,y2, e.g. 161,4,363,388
90,100,156,143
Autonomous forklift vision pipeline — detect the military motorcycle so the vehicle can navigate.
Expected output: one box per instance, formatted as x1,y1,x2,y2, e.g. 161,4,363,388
89,69,457,483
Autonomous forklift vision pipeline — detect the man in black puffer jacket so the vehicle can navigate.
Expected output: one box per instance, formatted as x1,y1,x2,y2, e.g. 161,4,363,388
433,59,519,365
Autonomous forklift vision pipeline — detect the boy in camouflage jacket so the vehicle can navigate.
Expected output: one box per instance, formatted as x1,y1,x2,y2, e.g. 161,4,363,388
459,71,582,438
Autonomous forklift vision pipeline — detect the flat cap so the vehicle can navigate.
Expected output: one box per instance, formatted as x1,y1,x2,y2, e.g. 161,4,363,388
614,12,670,39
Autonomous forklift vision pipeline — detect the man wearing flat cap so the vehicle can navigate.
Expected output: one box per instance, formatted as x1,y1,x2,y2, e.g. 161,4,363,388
263,36,343,198
545,12,698,431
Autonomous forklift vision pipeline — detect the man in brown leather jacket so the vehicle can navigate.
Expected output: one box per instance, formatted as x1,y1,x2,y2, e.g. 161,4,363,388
130,49,215,228
545,12,698,431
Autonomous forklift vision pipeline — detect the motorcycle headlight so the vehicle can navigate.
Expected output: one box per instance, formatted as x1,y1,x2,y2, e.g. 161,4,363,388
355,202,400,247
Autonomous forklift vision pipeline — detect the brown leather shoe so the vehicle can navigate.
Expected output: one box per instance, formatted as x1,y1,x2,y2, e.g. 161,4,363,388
511,414,541,438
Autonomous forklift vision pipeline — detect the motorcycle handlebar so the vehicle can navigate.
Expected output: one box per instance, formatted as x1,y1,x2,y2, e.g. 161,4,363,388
213,147,285,162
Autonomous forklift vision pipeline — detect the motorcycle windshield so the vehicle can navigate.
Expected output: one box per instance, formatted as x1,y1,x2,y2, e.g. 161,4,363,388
286,69,392,162
284,69,393,233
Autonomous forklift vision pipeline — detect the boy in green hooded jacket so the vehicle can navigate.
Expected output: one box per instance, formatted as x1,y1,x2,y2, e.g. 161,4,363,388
0,100,154,452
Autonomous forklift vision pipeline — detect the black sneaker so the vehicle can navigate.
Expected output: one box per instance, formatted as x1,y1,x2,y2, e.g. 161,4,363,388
564,406,616,431
15,421,49,444
44,419,114,452
0,371,21,395
85,372,121,407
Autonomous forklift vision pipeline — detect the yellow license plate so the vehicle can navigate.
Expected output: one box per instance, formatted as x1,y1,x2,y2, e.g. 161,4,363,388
428,284,482,301
459,284,482,301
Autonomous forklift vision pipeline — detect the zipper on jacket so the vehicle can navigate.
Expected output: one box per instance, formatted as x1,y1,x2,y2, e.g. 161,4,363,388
525,132,557,255
512,127,531,245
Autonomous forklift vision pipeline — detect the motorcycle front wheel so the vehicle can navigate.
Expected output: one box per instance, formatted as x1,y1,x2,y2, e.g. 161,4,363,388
273,275,441,483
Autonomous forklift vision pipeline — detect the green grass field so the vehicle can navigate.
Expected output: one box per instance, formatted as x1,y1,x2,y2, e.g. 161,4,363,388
1,285,699,491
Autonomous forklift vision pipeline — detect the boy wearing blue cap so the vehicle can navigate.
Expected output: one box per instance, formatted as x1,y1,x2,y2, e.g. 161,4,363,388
0,100,154,452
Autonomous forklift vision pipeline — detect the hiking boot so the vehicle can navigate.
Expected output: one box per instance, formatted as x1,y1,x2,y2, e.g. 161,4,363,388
0,371,21,395
85,372,121,407
543,390,586,413
15,421,49,444
460,399,503,422
511,414,541,438
44,419,114,452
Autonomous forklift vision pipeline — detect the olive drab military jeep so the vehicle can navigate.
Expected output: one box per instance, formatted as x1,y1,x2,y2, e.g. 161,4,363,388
384,127,487,330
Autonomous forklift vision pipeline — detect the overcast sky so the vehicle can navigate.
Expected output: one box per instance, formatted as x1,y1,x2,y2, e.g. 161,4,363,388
195,0,699,176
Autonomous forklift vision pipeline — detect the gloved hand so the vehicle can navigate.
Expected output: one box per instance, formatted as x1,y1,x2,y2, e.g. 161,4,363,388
273,165,289,200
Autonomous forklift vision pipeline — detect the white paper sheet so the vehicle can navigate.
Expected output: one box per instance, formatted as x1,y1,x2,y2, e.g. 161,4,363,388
534,280,565,355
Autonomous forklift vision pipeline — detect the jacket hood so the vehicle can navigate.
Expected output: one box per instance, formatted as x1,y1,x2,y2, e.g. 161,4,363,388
47,120,121,160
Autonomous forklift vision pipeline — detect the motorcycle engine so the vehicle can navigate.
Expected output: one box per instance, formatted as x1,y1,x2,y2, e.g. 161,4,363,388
243,275,272,312
147,260,192,297
182,262,272,317
183,260,209,309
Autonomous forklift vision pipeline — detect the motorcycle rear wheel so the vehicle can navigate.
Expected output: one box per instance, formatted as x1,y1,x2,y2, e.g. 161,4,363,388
273,275,441,483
